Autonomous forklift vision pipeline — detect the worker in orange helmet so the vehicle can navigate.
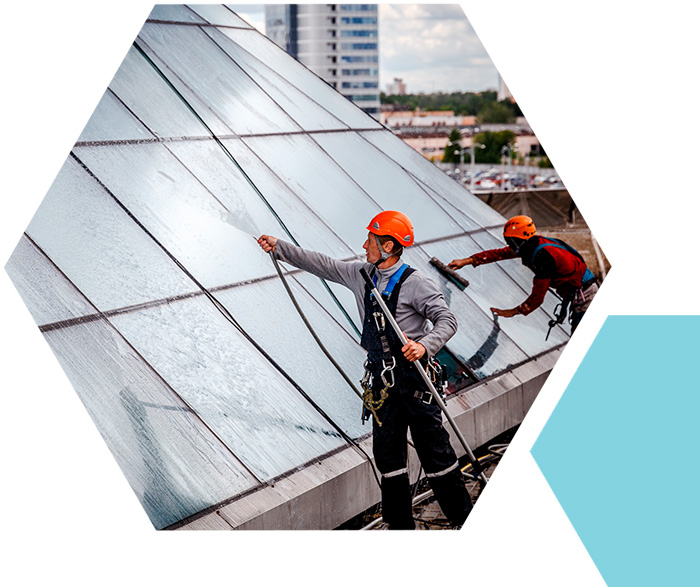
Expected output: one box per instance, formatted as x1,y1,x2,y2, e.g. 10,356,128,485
448,215,598,332
258,210,472,529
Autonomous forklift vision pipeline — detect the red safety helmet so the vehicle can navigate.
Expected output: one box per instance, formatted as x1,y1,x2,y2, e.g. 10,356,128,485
367,210,414,247
503,215,536,240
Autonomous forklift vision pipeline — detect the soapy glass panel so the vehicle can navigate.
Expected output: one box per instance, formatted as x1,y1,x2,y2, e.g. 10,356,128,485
5,236,96,326
108,46,210,140
138,23,300,136
26,156,196,312
110,295,346,480
77,90,151,143
44,318,257,530
216,279,367,439
242,134,381,248
73,142,276,289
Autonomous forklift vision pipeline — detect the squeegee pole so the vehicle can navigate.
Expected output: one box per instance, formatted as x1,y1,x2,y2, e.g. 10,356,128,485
360,268,487,486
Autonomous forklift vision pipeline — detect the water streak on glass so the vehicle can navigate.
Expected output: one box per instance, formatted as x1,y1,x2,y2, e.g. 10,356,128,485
26,156,197,312
138,23,302,136
74,142,277,289
77,90,152,143
108,46,210,139
110,295,346,480
5,236,96,325
44,318,257,529
216,279,367,438
242,134,382,248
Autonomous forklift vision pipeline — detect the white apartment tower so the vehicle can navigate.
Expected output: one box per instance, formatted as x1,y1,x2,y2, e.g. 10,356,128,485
265,4,380,117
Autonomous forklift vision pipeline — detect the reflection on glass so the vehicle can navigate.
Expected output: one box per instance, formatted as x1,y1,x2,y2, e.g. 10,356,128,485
220,138,355,257
416,237,569,356
187,4,253,27
204,27,347,132
77,90,151,143
220,28,381,130
74,142,277,289
26,157,197,312
402,247,529,378
148,4,207,24
109,46,209,139
45,318,257,529
292,272,362,341
138,23,301,136
111,295,346,480
242,134,381,248
311,132,463,241
5,236,96,326
360,131,505,229
216,279,367,439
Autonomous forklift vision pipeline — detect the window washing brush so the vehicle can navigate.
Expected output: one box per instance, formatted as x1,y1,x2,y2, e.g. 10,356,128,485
429,257,470,291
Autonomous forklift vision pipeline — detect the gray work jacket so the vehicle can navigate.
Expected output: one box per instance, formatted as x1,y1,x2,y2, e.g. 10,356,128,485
275,240,457,357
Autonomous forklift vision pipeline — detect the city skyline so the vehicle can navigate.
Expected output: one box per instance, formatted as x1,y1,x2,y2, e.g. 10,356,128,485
230,3,500,94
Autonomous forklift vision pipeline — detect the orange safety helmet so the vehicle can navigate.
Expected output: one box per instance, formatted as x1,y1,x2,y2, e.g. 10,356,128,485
503,215,536,240
367,210,414,247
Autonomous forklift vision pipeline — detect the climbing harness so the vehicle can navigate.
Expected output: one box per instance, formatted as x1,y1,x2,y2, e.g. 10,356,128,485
359,263,410,426
360,267,489,488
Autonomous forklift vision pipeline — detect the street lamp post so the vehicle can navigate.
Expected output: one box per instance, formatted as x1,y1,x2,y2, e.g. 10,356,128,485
470,142,485,190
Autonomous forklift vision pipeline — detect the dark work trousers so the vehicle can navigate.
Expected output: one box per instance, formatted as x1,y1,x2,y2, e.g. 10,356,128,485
372,379,473,529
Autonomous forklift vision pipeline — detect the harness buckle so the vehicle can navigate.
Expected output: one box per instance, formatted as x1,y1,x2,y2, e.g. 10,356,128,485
414,389,434,405
380,356,396,388
372,311,385,333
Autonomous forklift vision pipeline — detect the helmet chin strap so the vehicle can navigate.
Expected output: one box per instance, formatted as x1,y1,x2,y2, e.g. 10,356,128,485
373,234,397,268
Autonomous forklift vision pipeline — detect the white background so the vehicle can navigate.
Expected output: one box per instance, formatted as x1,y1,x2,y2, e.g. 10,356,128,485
1,1,697,585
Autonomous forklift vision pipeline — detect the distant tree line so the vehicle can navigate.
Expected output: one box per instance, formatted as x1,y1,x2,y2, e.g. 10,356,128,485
380,91,523,124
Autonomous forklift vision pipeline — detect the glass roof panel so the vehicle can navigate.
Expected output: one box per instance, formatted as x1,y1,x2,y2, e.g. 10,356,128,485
216,279,367,439
203,27,347,132
402,247,529,378
108,46,210,139
110,295,346,480
221,28,381,130
360,131,505,229
44,318,257,530
417,236,570,356
147,4,207,24
187,4,253,27
25,156,197,312
311,132,464,241
5,236,96,326
242,133,382,248
292,272,362,341
73,142,276,289
138,23,301,136
219,138,355,257
77,90,152,143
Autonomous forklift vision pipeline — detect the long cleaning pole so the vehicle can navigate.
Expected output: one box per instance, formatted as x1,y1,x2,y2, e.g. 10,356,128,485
359,268,488,487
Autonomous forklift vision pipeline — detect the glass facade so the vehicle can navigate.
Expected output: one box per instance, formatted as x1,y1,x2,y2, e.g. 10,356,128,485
5,4,568,530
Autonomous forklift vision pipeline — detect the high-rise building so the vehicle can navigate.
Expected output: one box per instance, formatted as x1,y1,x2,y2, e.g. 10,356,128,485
265,4,380,117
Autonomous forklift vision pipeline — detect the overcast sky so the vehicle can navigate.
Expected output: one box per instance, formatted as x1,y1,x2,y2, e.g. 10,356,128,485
228,3,500,94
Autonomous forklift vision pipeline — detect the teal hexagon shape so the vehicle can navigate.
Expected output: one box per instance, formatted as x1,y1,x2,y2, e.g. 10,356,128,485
532,316,699,586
